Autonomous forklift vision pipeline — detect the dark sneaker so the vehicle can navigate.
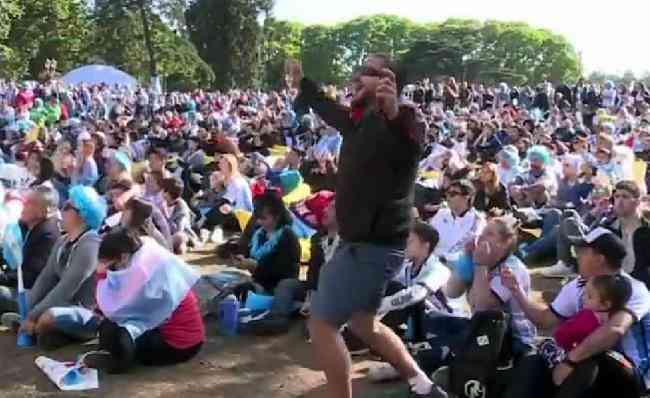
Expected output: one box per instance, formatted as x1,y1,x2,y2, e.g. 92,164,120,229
37,332,73,351
341,327,369,356
81,351,119,372
248,316,291,336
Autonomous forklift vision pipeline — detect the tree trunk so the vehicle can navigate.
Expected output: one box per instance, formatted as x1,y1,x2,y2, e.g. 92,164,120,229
138,0,157,78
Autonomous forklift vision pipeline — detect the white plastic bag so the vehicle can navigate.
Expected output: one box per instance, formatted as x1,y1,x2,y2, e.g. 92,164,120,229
35,356,98,391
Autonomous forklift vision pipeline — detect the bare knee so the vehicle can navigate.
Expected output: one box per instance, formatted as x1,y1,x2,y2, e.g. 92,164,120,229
35,311,56,335
349,313,380,340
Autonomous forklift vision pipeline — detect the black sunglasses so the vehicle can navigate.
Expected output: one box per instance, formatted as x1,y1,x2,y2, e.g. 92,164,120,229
63,202,79,212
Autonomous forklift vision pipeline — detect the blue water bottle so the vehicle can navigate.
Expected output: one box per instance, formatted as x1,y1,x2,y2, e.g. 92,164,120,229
218,294,240,336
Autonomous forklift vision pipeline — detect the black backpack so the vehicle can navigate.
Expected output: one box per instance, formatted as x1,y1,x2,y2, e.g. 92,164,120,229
449,310,511,398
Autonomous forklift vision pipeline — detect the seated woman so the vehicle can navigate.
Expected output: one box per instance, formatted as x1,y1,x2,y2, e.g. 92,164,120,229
21,186,106,350
84,228,204,373
418,217,537,375
233,192,301,300
473,162,509,213
121,197,170,250
198,154,253,243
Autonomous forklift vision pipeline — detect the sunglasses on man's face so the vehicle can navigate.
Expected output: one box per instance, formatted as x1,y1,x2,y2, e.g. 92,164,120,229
63,202,79,213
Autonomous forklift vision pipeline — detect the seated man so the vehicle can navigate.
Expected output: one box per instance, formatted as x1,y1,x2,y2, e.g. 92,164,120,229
21,186,106,350
429,179,486,260
0,186,61,315
509,145,558,208
502,228,649,398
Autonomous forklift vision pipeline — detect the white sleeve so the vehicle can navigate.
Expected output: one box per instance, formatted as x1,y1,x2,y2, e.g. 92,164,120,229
490,273,512,304
624,278,650,321
416,260,451,293
378,285,429,316
550,279,581,319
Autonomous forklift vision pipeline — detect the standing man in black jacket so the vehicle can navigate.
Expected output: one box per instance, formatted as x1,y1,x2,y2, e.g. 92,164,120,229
0,185,60,314
290,55,447,398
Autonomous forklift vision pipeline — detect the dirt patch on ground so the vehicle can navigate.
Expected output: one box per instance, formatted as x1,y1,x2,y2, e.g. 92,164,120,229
0,247,566,398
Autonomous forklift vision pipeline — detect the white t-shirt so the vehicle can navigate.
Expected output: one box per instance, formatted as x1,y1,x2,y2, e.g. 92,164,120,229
488,255,537,347
430,208,486,259
223,176,253,212
394,254,453,315
551,273,650,387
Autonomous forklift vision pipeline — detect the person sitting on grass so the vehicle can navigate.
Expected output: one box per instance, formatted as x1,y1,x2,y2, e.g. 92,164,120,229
21,186,106,350
83,228,204,373
233,192,301,302
162,176,198,254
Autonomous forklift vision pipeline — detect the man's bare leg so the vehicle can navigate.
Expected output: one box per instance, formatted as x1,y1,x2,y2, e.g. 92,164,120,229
309,317,352,398
350,312,439,396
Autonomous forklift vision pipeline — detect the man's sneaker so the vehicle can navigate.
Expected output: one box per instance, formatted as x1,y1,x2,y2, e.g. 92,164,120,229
541,261,576,279
367,362,400,383
431,366,451,393
341,327,369,356
1,312,21,333
200,228,211,245
410,385,449,398
210,227,225,244
81,351,119,372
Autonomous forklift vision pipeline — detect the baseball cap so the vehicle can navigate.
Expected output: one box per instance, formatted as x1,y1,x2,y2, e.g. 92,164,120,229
569,227,627,266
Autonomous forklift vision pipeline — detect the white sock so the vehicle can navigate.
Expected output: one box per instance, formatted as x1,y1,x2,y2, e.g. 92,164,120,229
409,371,433,395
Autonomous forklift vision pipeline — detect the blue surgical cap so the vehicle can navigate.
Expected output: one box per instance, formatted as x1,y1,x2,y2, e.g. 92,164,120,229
527,145,552,166
113,151,132,173
68,185,107,230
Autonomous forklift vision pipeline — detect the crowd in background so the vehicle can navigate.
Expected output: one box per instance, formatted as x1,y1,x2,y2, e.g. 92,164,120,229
0,71,649,396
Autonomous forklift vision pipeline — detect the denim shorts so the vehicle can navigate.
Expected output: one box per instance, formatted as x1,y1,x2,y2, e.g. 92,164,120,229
310,242,405,327
48,306,100,340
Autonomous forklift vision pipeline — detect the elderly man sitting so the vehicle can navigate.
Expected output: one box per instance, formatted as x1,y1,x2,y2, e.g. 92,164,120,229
0,186,61,314
4,186,106,350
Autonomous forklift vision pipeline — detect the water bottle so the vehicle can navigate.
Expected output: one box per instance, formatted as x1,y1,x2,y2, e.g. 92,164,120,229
218,294,240,336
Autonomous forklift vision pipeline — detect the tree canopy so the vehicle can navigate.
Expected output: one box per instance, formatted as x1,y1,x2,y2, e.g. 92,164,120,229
0,2,584,89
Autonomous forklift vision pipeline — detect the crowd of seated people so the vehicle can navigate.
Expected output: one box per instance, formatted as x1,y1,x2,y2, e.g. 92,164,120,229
0,75,650,397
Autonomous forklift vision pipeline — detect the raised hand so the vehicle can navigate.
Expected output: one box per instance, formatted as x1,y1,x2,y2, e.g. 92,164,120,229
376,68,399,120
500,267,520,293
285,60,303,90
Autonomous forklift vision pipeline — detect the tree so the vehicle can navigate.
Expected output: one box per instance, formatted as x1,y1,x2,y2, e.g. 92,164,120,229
187,0,274,89
0,0,23,79
399,19,582,85
92,0,214,89
300,25,346,85
2,0,92,80
261,18,302,89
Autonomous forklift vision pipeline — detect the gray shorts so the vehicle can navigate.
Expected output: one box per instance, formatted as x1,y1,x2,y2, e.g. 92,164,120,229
310,242,405,327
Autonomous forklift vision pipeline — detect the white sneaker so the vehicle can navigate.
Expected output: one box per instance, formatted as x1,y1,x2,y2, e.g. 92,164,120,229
210,227,225,244
368,362,400,383
1,312,21,333
200,228,210,244
541,261,576,278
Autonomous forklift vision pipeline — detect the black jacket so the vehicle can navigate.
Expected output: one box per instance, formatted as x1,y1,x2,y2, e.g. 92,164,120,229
295,78,423,246
602,217,650,288
0,217,60,290
251,227,301,292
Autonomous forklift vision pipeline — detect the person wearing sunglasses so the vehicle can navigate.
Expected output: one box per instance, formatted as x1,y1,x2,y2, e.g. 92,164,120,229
20,185,106,350
430,179,486,261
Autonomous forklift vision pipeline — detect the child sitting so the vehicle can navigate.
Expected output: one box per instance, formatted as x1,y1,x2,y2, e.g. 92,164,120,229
162,177,199,254
538,274,632,379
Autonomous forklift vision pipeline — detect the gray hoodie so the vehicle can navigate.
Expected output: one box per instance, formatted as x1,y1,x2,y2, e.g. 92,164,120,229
28,231,100,320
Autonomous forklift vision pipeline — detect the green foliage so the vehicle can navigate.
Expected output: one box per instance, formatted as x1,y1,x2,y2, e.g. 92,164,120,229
401,19,582,85
187,0,273,89
261,18,302,89
92,1,215,89
0,5,583,89
1,0,92,80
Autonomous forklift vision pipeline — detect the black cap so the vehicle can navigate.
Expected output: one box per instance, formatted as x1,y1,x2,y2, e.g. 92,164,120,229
569,227,627,266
